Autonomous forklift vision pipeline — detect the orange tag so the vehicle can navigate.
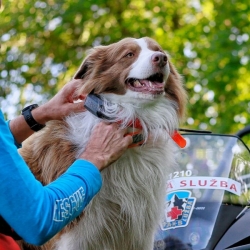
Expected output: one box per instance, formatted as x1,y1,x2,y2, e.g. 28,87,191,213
171,130,187,148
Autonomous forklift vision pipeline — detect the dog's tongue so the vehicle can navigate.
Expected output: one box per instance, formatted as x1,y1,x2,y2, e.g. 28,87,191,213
139,80,164,91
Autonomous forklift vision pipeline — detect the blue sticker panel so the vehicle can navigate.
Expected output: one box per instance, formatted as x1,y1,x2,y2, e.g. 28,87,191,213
161,190,196,230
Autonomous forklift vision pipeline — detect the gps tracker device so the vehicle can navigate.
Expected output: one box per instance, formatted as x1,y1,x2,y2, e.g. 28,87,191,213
84,93,111,120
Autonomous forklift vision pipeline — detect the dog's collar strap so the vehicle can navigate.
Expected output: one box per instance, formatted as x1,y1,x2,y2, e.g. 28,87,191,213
123,119,186,148
126,118,143,130
84,94,186,147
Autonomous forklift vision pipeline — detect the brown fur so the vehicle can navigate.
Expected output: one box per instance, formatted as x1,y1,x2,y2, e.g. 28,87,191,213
17,37,186,250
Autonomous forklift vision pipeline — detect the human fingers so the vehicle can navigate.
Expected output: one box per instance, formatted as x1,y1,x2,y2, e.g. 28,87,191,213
39,80,86,121
105,123,133,143
101,123,132,161
67,101,87,113
62,79,85,103
123,132,133,146
79,122,132,171
73,94,86,101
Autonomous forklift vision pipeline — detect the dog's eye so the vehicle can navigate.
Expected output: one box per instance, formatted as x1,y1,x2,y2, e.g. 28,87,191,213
125,52,134,58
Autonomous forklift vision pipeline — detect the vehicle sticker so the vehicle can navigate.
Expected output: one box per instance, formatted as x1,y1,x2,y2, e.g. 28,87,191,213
161,190,196,230
166,176,241,196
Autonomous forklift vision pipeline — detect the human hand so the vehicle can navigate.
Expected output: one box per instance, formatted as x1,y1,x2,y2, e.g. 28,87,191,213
9,79,86,144
79,122,133,171
32,79,86,124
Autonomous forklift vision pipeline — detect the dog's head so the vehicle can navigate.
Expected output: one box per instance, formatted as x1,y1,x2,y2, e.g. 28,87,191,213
74,37,186,119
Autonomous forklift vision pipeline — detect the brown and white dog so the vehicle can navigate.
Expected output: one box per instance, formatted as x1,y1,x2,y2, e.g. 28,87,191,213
19,37,186,250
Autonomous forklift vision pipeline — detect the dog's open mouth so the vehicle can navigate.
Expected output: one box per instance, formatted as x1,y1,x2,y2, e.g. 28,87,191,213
125,73,165,95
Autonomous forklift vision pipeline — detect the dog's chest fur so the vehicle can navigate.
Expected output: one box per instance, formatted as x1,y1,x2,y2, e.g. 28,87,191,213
19,92,179,250
52,98,178,250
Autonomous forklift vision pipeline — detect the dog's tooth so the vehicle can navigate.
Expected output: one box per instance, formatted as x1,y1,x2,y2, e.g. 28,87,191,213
149,81,153,88
134,80,141,87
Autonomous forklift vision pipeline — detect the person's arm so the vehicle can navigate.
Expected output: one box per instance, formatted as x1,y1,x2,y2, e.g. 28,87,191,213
0,111,132,245
0,114,101,244
0,79,132,245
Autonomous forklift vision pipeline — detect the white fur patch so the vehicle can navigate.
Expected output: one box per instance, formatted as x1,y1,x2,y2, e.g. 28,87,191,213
126,38,170,81
66,95,178,156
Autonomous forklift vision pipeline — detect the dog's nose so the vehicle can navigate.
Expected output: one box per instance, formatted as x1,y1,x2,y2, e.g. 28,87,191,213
151,52,168,67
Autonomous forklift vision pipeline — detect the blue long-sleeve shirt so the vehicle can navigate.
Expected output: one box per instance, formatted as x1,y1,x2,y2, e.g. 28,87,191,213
0,110,102,245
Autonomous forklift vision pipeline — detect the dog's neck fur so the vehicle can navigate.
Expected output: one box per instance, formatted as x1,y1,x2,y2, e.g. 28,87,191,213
65,94,179,159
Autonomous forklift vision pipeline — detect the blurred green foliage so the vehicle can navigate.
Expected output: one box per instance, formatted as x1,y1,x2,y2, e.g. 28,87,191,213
0,0,250,139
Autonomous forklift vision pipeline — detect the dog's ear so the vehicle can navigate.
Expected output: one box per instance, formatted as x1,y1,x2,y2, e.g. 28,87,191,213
73,49,97,95
74,59,90,80
165,61,187,120
73,46,127,96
